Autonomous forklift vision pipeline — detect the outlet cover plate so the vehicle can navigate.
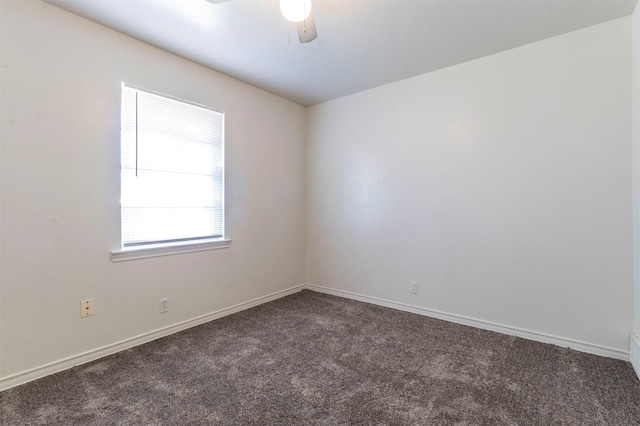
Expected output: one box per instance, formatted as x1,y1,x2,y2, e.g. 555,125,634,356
159,298,169,314
81,299,94,317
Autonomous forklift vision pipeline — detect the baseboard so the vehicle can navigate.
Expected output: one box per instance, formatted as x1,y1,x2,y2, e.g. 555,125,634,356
631,334,640,380
304,283,630,361
2,283,629,391
0,284,305,391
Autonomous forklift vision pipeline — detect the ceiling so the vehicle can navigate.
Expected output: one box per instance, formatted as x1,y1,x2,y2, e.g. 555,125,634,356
44,0,637,107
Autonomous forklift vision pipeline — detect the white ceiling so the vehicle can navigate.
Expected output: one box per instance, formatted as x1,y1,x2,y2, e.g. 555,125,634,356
44,0,637,106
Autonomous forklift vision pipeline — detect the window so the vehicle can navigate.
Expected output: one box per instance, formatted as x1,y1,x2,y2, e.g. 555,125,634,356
112,85,229,261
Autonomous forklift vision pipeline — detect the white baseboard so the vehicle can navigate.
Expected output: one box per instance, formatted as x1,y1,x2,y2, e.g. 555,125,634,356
0,284,305,391
631,334,640,380
2,283,630,391
304,283,630,361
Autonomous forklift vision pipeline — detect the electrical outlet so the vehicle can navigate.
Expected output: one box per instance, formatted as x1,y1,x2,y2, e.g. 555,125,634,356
410,281,418,294
159,298,169,314
81,299,94,317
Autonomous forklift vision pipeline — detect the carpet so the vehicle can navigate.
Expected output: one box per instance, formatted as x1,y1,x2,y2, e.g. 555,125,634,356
2,290,639,425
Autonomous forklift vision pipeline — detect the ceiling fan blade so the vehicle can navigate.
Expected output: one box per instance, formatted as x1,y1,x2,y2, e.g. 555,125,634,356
297,12,317,43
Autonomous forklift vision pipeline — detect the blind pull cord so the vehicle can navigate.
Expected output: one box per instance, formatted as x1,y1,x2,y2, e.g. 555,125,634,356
135,92,139,177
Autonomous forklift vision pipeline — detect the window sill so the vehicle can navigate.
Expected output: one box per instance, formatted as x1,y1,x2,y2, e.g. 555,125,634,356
111,239,232,262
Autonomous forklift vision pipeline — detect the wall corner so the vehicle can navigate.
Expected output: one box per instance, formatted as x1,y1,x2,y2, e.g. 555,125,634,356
632,1,640,353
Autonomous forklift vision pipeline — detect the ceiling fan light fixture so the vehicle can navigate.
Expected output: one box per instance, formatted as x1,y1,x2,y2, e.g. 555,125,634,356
280,0,312,23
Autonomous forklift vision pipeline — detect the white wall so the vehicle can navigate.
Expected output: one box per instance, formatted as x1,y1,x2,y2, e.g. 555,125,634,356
307,18,633,355
0,0,306,385
632,3,640,377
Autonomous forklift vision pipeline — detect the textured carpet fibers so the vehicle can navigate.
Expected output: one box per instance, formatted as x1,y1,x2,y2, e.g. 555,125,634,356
2,290,639,425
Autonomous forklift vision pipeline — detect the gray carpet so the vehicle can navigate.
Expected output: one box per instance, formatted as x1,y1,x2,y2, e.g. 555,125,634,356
2,290,639,425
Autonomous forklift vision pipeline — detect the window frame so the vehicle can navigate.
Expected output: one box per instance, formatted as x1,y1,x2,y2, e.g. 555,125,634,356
111,84,231,262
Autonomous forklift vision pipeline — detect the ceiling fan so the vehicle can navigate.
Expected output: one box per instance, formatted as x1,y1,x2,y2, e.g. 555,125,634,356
205,0,318,44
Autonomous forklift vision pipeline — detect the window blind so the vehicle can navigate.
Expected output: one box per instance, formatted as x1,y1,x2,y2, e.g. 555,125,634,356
120,85,224,247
